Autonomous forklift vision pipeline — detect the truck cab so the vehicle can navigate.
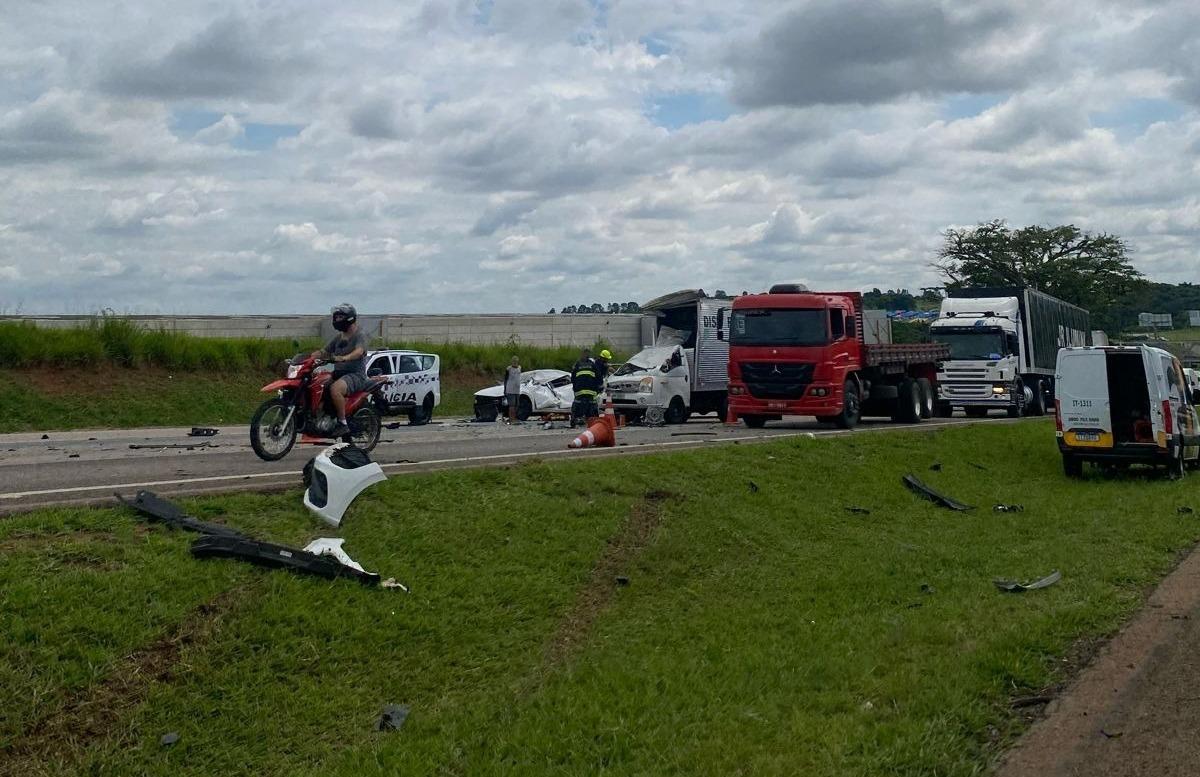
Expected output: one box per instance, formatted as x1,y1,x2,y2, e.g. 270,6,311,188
929,297,1024,417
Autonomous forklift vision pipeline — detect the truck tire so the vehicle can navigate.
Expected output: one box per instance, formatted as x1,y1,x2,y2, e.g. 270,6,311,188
892,379,922,423
743,415,768,429
835,378,861,429
1028,379,1047,416
1062,454,1083,479
665,396,690,424
917,378,934,419
1007,381,1026,419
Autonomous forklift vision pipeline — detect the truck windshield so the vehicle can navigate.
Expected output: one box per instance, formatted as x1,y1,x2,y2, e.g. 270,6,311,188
729,309,826,346
934,331,1007,360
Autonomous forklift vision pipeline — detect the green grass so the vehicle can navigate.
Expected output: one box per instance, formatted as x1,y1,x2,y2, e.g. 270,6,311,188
0,321,625,432
2,422,1198,775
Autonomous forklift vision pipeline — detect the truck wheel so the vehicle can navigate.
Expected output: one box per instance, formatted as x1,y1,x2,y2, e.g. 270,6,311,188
1062,454,1083,478
665,397,690,424
1007,381,1026,418
917,378,935,419
1028,379,1047,416
893,379,922,423
934,401,953,418
743,415,768,429
835,379,861,429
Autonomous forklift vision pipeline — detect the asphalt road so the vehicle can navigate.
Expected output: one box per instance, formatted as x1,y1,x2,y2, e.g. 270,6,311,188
0,413,1014,514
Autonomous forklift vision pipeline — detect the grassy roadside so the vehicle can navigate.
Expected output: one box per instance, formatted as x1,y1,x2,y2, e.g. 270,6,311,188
0,321,618,432
2,422,1198,775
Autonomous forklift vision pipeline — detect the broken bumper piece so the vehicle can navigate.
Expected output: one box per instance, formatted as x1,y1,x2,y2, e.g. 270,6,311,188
191,535,381,586
901,474,974,511
303,443,387,527
116,490,245,538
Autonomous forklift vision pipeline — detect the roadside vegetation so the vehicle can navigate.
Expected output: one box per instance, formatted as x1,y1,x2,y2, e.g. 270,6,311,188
0,320,617,432
2,422,1197,775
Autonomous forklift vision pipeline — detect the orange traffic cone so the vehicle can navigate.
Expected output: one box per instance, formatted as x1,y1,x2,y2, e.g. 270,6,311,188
724,403,738,425
568,417,616,449
602,394,624,429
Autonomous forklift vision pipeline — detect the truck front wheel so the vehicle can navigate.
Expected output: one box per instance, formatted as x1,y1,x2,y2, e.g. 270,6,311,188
743,415,768,429
917,378,935,419
1028,379,1047,416
1007,381,1026,419
835,379,861,429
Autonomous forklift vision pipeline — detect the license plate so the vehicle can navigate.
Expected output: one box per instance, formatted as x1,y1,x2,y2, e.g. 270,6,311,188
1074,432,1099,442
768,401,787,410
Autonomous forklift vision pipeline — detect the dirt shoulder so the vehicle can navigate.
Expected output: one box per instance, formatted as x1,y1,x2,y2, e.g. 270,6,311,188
996,542,1200,777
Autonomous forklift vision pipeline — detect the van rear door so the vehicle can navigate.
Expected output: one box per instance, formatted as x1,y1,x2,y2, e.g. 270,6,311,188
1056,349,1112,448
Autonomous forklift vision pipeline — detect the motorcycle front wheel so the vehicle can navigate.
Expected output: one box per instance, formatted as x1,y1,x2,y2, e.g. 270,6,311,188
349,404,382,452
250,398,298,461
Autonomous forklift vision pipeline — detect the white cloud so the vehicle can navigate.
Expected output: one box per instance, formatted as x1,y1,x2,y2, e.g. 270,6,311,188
0,0,1198,314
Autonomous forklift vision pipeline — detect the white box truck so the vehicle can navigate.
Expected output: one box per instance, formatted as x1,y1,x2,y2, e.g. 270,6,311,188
929,287,1090,418
606,290,733,423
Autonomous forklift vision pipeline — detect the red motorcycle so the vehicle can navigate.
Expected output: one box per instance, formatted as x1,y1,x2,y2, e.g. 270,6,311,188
250,355,387,461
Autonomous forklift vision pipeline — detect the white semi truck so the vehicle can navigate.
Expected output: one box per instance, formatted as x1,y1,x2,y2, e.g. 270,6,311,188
929,287,1090,418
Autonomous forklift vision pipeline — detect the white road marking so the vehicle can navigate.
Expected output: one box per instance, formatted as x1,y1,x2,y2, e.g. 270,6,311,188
0,418,1007,502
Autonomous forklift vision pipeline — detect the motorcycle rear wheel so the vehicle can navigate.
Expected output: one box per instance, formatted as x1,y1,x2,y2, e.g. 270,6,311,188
251,398,297,461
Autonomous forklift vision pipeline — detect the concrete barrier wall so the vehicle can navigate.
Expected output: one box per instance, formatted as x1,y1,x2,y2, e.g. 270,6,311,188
1,314,648,351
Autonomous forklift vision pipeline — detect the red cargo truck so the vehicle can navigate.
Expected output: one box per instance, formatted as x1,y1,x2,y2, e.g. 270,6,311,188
721,285,951,429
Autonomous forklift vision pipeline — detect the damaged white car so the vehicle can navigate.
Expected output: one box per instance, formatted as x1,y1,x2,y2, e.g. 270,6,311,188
473,369,575,421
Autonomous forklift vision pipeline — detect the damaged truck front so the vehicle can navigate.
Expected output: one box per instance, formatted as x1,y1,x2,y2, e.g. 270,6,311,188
605,290,733,424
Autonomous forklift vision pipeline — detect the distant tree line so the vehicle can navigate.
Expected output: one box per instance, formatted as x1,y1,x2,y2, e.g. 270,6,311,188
862,288,944,311
549,302,641,314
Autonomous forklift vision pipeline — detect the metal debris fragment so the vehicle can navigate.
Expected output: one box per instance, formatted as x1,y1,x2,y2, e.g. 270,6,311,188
993,570,1061,593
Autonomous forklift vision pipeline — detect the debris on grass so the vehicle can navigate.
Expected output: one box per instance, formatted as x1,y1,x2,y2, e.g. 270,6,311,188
375,704,410,732
845,506,871,515
993,504,1025,513
920,583,935,594
994,570,1061,593
116,490,244,538
748,480,759,493
191,535,382,586
160,732,180,747
929,462,942,471
1010,695,1053,708
615,576,630,586
968,461,987,470
380,578,410,592
1179,506,1194,515
902,474,974,511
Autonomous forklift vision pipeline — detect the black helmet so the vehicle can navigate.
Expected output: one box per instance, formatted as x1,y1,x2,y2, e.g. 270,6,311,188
331,303,357,332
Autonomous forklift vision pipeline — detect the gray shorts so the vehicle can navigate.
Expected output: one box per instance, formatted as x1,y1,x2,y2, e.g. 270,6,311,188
334,372,371,394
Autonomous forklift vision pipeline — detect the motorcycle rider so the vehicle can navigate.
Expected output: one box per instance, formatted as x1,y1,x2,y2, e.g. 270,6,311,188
310,303,370,438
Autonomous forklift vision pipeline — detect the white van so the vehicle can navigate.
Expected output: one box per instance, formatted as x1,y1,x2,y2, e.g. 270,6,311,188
364,349,441,425
1055,345,1200,478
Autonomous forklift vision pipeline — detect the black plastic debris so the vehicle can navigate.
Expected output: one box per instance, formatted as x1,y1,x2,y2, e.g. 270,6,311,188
68,453,80,458
902,474,974,511
615,576,630,586
920,583,935,594
384,422,403,430
188,427,219,437
845,506,871,515
1010,696,1052,709
968,461,987,471
993,504,1025,513
1179,506,1195,515
129,442,214,450
40,434,49,440
929,462,942,472
994,570,1061,593
160,732,180,747
748,480,760,493
116,491,245,538
191,535,381,586
375,704,410,732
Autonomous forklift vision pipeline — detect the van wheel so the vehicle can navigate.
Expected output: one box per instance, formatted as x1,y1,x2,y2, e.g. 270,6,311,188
1062,455,1083,478
408,394,435,425
1029,379,1047,416
893,379,922,423
917,378,935,419
665,397,690,424
1169,449,1186,480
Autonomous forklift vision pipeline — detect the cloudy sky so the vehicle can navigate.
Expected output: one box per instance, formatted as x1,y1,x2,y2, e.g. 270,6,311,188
1,0,1198,314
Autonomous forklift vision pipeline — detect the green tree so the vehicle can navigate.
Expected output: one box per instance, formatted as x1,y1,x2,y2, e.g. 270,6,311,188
933,220,1145,331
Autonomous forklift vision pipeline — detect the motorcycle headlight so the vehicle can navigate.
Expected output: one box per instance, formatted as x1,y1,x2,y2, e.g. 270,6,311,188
286,364,301,378
638,377,655,394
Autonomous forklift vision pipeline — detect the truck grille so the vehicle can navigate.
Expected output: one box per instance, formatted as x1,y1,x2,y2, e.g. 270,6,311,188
940,383,995,399
740,362,815,399
943,368,990,380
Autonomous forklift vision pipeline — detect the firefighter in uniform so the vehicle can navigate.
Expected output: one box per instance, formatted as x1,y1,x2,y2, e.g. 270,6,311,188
570,347,601,426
